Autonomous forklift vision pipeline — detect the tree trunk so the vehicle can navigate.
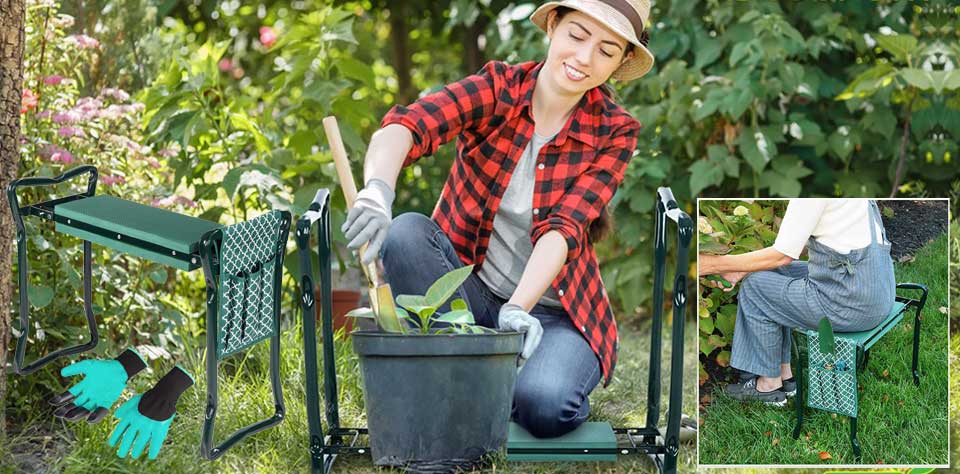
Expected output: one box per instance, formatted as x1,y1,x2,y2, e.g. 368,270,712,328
462,14,490,75
0,0,26,442
889,95,914,198
388,0,413,105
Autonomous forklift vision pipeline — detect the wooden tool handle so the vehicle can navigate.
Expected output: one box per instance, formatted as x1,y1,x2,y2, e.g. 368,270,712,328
323,116,359,208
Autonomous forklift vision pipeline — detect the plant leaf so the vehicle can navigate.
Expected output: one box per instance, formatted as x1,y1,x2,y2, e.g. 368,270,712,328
435,309,474,324
874,34,917,62
396,294,433,315
345,307,375,319
28,285,54,309
450,298,468,311
424,264,475,308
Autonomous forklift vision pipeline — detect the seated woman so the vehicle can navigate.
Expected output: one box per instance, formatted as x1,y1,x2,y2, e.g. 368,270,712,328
698,199,894,406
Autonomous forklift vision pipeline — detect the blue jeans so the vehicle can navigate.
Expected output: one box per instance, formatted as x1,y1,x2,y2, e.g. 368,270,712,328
380,212,602,438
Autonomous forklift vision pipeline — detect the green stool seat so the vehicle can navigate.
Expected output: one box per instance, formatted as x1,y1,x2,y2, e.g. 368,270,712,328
507,421,617,462
834,301,908,349
54,195,222,270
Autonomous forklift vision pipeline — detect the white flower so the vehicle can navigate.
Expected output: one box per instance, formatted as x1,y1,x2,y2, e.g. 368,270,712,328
733,205,749,216
698,217,713,234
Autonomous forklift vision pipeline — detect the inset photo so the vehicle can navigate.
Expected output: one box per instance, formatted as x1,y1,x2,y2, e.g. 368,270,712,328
696,198,949,467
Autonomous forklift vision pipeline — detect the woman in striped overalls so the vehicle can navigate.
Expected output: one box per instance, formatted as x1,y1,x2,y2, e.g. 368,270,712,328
699,199,895,406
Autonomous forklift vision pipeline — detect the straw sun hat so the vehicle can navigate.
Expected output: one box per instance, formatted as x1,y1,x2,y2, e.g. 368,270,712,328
529,0,655,81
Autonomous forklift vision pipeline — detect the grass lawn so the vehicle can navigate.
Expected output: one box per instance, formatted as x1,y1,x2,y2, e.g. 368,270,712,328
698,232,950,466
4,307,698,473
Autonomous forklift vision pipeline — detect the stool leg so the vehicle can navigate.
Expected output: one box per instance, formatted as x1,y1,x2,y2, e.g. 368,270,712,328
911,307,921,386
13,240,99,374
791,332,803,439
850,416,861,460
861,349,870,372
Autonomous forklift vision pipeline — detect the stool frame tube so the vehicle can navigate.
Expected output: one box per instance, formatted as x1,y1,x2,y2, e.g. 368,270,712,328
7,165,99,375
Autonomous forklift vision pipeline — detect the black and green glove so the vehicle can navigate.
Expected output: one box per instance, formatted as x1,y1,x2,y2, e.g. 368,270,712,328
109,365,195,460
49,347,147,423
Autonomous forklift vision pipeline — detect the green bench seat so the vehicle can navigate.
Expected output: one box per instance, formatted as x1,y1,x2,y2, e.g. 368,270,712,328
802,301,908,349
54,195,222,271
507,421,617,462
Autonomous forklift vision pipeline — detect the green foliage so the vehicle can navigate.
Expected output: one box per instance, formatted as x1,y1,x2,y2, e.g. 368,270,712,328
347,264,497,335
698,200,785,380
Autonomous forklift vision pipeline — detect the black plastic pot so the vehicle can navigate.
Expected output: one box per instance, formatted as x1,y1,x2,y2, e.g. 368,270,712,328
351,330,523,467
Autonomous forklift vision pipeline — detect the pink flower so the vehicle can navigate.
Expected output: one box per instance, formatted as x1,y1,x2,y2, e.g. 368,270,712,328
52,111,80,124
157,147,179,158
100,88,130,101
148,158,161,169
58,126,86,138
52,14,75,29
36,110,52,119
21,88,38,114
44,75,64,85
218,58,233,72
259,26,277,48
153,195,197,208
39,145,74,164
65,34,100,49
100,175,126,186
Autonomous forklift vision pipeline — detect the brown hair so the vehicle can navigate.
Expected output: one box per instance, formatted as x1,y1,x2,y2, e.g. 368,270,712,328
549,6,632,243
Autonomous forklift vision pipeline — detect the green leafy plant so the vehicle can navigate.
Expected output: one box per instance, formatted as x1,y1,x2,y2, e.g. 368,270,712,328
345,264,498,335
698,200,785,385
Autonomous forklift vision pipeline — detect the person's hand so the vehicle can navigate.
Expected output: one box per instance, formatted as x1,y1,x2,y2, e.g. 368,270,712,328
50,347,147,423
705,272,748,292
341,178,395,265
498,304,543,366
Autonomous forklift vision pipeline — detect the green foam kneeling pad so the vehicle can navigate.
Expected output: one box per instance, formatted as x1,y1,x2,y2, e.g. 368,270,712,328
507,421,617,462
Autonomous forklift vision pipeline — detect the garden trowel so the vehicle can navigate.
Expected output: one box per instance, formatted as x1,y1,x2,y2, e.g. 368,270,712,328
323,116,404,333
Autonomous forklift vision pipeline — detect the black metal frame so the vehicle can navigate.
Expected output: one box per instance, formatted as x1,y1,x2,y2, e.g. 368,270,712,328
297,187,692,474
197,211,291,460
8,165,101,375
791,282,928,460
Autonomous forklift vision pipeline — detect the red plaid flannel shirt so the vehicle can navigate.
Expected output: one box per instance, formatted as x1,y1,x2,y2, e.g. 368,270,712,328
380,60,640,387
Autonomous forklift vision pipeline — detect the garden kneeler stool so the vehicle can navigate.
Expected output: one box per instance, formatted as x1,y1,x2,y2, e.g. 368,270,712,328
296,187,692,474
791,283,928,460
7,164,289,459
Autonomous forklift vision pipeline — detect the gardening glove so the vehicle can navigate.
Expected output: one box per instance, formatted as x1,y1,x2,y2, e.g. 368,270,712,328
50,347,147,423
498,304,543,366
341,178,395,265
109,365,195,460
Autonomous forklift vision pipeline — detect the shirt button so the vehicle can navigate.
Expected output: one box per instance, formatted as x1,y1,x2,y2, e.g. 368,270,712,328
558,289,564,296
580,325,587,332
537,163,545,170
532,209,539,215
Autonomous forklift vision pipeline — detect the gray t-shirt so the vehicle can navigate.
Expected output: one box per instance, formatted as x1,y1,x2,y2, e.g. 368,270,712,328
477,130,563,307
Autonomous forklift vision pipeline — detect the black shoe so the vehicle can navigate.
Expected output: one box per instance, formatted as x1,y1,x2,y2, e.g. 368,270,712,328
723,378,787,407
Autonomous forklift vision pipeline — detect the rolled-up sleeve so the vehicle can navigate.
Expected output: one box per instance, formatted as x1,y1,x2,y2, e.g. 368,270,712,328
531,119,641,262
379,60,505,168
773,199,827,259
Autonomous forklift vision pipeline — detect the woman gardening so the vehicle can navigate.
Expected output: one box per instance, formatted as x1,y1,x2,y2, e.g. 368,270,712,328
699,199,895,406
341,0,654,438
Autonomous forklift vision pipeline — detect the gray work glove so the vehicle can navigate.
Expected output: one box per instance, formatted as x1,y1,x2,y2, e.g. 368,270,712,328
498,303,543,366
341,178,395,265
